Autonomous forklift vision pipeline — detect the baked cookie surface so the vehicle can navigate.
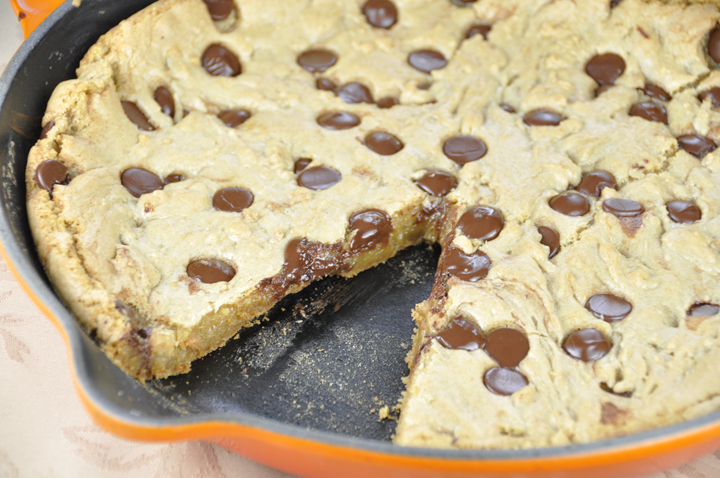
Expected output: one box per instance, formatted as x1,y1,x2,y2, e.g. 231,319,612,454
26,0,720,449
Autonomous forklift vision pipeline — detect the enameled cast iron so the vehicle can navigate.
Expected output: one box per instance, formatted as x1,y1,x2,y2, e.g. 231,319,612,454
2,1,720,476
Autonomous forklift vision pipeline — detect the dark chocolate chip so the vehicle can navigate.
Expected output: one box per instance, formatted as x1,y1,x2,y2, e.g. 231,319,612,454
187,259,236,283
484,367,528,396
629,101,667,124
316,78,337,91
283,238,336,285
643,84,671,101
408,50,448,73
121,101,155,131
444,247,491,282
202,44,241,77
349,209,393,252
709,27,720,64
484,328,529,368
35,160,68,192
443,135,487,165
164,173,185,184
585,53,626,85
457,206,504,241
602,198,644,217
688,303,720,316
336,82,374,104
666,200,701,224
202,0,234,21
365,131,404,155
594,84,613,97
436,315,485,351
499,104,515,113
297,166,342,190
317,112,361,130
362,0,398,29
40,120,55,139
121,168,163,198
298,49,338,73
376,96,399,109
537,226,560,259
217,109,251,128
549,191,590,216
137,328,151,339
563,329,611,362
213,187,254,212
294,158,313,173
586,294,632,323
415,169,457,197
677,134,717,159
699,87,720,108
523,109,564,126
466,24,491,39
576,171,617,198
154,86,175,118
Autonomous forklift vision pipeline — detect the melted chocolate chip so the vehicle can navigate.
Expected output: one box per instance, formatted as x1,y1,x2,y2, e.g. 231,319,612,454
365,131,404,155
349,209,393,252
499,104,515,113
443,135,487,165
362,0,398,29
35,160,68,192
483,328,529,368
40,120,55,139
202,44,241,77
415,169,457,197
537,226,560,259
164,173,185,184
576,171,617,198
443,247,491,282
121,168,163,198
709,27,720,64
457,206,504,241
549,191,590,216
677,134,717,159
202,0,234,21
408,50,448,73
317,112,361,130
121,101,155,131
466,24,491,39
603,198,644,217
298,49,338,73
336,82,374,104
699,87,720,108
213,187,254,212
316,78,337,91
297,166,342,190
283,238,336,285
294,158,312,173
377,96,399,109
218,109,251,128
436,316,485,351
484,367,528,396
688,303,720,316
563,329,612,362
187,259,236,283
523,109,564,126
666,200,701,224
643,84,671,101
629,101,667,124
154,86,175,118
585,53,626,85
586,294,632,323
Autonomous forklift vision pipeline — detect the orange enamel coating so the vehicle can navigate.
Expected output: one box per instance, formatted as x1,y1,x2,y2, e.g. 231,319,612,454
10,0,65,39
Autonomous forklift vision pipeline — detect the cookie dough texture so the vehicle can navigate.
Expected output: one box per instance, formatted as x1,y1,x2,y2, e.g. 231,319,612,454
25,0,720,449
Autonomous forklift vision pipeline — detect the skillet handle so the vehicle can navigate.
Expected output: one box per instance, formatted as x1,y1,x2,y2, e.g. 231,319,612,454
10,0,66,39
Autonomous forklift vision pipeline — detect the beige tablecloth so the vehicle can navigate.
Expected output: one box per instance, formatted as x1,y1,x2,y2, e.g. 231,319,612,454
2,7,720,477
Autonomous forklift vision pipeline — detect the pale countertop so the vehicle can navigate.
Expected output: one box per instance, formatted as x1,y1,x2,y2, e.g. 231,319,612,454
0,3,718,477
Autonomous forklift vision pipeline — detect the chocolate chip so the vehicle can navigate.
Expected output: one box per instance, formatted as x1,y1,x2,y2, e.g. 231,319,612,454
677,134,717,159
202,44,241,77
523,109,564,126
443,135,487,165
408,50,448,73
549,191,590,216
576,170,617,198
317,112,361,130
316,78,337,91
708,27,720,64
376,96,399,109
35,160,68,192
466,24,491,39
643,84,671,101
349,209,393,252
688,303,720,316
537,226,560,259
362,0,398,29
667,200,701,223
610,0,623,7
484,367,528,396
484,328,529,368
283,238,336,285
121,168,163,198
585,53,626,86
629,101,667,124
154,86,175,118
415,169,457,197
364,131,404,156
121,101,155,131
202,0,234,21
298,49,338,73
586,294,632,323
297,166,342,190
699,88,720,108
457,206,504,241
603,198,644,217
217,109,251,128
294,158,312,173
213,187,254,212
164,173,185,184
563,329,611,362
436,315,485,351
187,259,236,283
443,247,491,282
336,82,374,104
499,104,515,113
594,84,613,97
40,120,55,139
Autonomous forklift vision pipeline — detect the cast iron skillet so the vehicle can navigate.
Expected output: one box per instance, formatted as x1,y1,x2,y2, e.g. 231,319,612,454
2,1,720,477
